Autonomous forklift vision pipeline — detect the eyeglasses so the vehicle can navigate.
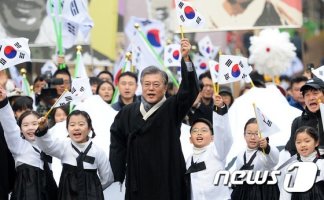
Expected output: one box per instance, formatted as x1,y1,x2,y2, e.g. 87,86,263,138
245,132,259,137
191,127,210,135
143,82,162,89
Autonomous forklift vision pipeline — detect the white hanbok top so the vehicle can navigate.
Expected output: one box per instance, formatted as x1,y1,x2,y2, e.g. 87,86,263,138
36,130,114,189
278,151,324,200
186,112,233,200
0,101,45,169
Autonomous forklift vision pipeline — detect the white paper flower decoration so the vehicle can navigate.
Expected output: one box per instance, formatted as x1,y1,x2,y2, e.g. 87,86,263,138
249,29,296,76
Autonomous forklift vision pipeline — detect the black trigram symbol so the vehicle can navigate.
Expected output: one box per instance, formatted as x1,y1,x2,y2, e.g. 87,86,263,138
178,2,184,9
239,61,244,69
224,73,230,80
79,86,85,92
71,87,76,94
14,42,22,49
19,53,25,59
168,58,172,63
225,59,232,67
70,0,79,16
196,17,201,24
180,15,185,22
0,58,6,65
65,96,73,101
67,23,76,35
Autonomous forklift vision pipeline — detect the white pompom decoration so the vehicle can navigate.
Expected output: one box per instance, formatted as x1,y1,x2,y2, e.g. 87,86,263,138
249,29,296,76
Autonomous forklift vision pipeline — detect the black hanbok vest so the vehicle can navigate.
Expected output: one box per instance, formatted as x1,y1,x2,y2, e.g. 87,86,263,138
231,150,279,200
58,142,104,200
10,147,57,200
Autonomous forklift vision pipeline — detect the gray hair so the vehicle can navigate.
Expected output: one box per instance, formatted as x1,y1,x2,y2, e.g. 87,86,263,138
140,66,168,85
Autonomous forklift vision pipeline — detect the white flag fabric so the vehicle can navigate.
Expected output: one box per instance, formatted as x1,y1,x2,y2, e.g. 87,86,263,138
41,60,57,76
218,55,250,84
47,0,94,49
254,104,280,137
312,65,324,81
131,30,162,72
74,51,88,79
125,17,165,55
53,91,74,108
175,0,205,28
71,77,92,103
209,60,219,83
198,36,219,60
193,54,209,77
164,44,181,67
0,38,31,71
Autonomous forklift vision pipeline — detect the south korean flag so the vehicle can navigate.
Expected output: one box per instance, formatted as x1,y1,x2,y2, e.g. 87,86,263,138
0,38,31,71
218,55,250,84
175,0,205,28
164,44,181,67
209,60,219,84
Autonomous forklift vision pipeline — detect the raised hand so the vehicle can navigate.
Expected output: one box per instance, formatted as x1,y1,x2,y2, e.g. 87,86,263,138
180,38,191,62
213,94,224,108
259,137,268,150
37,117,48,131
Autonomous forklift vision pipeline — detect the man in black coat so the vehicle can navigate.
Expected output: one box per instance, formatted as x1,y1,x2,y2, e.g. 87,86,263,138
286,77,324,156
109,38,199,200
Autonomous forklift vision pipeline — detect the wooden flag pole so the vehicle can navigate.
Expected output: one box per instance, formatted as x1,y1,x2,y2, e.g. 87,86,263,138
180,25,184,39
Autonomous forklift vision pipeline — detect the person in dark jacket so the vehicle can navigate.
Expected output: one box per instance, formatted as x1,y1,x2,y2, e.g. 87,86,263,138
109,38,199,200
285,77,324,156
188,72,228,125
111,72,139,111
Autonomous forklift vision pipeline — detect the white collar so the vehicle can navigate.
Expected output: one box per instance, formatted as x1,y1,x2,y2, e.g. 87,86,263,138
140,96,166,121
300,151,317,162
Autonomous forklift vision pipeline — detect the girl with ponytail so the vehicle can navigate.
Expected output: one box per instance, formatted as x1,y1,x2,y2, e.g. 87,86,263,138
35,109,114,200
280,126,324,200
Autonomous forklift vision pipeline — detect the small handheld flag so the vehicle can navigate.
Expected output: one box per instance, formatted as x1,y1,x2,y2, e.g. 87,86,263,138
0,38,31,71
253,103,280,137
164,44,181,67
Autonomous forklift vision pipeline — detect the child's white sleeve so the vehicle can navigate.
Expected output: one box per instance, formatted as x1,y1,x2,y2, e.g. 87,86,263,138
0,101,26,157
97,149,114,189
213,112,233,161
35,129,66,159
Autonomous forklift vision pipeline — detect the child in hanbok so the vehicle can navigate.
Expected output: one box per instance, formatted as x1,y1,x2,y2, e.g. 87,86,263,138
36,109,114,200
0,87,57,200
186,94,233,200
231,117,280,200
279,126,324,200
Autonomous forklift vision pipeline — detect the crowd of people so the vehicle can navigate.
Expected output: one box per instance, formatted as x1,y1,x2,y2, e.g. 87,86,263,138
0,38,323,200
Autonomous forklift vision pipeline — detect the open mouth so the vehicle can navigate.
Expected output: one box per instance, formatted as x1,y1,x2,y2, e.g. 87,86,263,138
13,1,42,13
196,137,204,141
